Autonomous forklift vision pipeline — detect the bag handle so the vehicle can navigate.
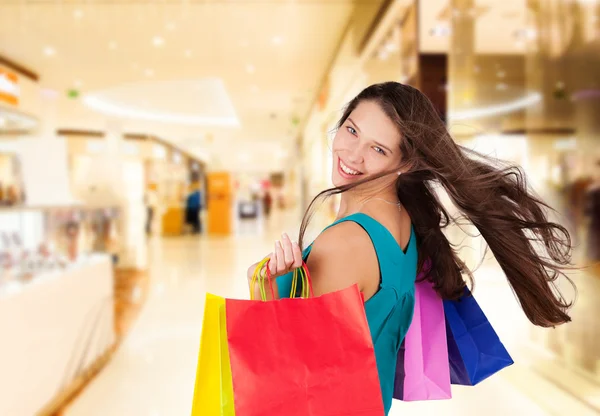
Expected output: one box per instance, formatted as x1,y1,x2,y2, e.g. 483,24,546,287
250,258,314,301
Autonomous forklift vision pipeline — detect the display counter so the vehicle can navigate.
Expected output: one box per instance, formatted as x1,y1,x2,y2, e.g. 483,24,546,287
0,254,115,416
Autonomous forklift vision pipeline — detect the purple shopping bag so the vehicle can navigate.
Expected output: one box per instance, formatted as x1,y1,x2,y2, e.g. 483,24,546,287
393,278,452,401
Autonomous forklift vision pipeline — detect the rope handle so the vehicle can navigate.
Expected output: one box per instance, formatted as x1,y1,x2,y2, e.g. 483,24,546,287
250,258,314,301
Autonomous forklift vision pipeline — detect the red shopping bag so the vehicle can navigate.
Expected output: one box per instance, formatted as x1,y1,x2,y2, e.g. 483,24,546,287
225,261,384,416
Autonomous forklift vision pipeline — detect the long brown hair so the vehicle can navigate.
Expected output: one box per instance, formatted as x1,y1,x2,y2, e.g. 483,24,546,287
298,82,574,328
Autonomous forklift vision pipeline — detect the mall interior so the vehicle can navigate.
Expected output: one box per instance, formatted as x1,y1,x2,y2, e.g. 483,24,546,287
0,0,599,415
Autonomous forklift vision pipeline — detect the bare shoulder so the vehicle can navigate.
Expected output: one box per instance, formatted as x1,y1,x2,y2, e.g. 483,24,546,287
312,221,372,253
305,221,378,296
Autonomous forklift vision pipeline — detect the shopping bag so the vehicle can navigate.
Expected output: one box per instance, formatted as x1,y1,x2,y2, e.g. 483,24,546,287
393,278,452,401
191,259,385,416
444,287,514,386
190,294,235,415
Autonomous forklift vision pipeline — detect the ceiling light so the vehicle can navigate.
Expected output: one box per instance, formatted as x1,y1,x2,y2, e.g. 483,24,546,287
240,40,249,47
0,117,6,128
166,22,177,31
246,64,255,74
378,48,389,61
152,36,165,47
144,69,155,77
430,25,451,37
40,88,59,99
43,47,56,56
449,92,541,121
250,85,259,93
496,83,508,91
73,9,84,19
131,62,139,70
185,50,192,58
74,79,83,88
109,41,118,50
384,40,398,52
272,36,284,45
497,70,506,78
83,96,240,127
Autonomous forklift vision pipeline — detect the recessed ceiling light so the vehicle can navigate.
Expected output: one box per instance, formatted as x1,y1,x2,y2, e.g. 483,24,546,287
43,47,56,56
496,83,508,91
250,85,259,93
109,41,118,50
166,22,177,31
145,69,155,77
73,9,84,19
152,36,165,47
272,36,284,45
497,70,506,78
185,50,192,58
74,79,83,88
240,40,249,48
131,62,139,70
246,64,255,74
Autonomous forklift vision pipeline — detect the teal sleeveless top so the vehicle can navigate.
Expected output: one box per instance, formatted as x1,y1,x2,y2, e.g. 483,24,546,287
276,213,418,415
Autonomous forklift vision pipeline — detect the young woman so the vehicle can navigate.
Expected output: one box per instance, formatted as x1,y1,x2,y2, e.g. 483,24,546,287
247,82,574,414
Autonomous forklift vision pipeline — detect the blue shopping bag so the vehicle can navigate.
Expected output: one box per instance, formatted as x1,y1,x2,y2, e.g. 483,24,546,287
444,287,514,386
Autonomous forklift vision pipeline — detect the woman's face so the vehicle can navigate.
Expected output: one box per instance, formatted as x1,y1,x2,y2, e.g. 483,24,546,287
332,100,403,187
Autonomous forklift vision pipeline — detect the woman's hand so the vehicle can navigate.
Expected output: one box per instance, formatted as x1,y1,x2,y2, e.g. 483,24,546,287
269,233,303,278
247,233,303,281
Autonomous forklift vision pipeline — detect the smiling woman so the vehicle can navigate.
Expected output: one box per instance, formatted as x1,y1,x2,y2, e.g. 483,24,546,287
248,81,576,415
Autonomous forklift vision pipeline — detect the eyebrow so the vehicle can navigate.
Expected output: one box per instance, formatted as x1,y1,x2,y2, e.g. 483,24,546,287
347,117,394,154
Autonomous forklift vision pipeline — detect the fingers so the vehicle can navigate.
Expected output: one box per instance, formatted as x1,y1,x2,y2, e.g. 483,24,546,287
269,244,277,276
264,234,302,278
292,241,303,269
275,240,285,273
281,233,294,269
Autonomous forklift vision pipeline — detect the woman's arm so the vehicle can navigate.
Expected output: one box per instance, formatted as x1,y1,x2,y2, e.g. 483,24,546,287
306,221,379,300
247,223,379,301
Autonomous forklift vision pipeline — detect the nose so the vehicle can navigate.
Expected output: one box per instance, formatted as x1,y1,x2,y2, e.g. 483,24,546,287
346,145,364,165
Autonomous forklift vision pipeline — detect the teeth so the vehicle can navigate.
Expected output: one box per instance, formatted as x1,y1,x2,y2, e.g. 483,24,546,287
340,160,360,175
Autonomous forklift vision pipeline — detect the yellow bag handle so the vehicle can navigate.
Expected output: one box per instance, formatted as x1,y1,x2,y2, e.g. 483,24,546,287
250,259,313,301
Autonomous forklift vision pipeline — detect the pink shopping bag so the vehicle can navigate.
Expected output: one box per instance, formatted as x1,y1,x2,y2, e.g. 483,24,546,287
399,279,452,401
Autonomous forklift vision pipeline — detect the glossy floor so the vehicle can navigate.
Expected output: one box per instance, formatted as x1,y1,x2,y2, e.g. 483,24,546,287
66,210,600,416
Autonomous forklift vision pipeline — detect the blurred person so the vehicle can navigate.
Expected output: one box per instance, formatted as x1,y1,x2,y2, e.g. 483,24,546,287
247,82,575,415
185,187,203,234
144,184,159,236
263,190,273,218
585,161,600,262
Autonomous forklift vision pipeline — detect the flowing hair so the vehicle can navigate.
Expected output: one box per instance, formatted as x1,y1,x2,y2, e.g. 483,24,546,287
298,82,574,328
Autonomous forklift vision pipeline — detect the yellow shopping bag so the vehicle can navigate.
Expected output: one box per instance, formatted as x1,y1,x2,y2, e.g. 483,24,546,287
191,294,235,415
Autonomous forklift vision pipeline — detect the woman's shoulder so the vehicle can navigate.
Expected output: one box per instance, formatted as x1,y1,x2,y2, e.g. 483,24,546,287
313,220,374,254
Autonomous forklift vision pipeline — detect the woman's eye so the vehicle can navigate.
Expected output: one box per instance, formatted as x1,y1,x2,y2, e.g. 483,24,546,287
346,126,357,135
373,146,386,156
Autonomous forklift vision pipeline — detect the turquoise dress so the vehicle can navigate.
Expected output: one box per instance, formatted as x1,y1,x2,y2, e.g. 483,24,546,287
276,212,418,415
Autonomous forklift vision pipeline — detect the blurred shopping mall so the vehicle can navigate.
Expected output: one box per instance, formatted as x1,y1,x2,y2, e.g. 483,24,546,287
1,0,599,415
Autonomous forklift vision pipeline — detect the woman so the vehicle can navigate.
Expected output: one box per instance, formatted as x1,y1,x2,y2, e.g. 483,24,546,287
247,82,574,414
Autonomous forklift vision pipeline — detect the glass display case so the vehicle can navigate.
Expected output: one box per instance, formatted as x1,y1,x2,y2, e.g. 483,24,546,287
0,205,120,289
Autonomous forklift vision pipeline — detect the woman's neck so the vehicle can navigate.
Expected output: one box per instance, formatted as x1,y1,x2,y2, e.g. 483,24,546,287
336,190,400,220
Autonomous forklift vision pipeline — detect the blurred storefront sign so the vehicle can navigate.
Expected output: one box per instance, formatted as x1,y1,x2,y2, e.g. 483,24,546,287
0,68,19,107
